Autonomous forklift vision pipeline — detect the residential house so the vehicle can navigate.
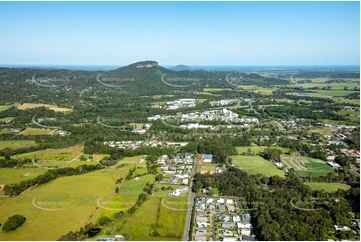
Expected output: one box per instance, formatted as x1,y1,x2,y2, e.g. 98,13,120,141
222,230,234,236
195,229,207,235
233,215,241,223
242,214,251,224
240,229,251,236
208,204,215,211
218,204,225,212
334,225,351,231
222,222,235,228
197,222,208,228
203,154,213,163
223,238,237,241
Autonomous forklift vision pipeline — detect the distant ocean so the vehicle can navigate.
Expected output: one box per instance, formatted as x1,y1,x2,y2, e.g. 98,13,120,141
0,64,359,72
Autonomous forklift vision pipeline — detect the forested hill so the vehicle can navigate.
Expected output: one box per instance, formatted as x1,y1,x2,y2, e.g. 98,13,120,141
0,60,290,105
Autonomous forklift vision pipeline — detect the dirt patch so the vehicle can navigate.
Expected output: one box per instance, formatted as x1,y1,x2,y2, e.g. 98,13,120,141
24,173,32,176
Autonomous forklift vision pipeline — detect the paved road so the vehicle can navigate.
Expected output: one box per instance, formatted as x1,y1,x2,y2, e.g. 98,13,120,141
183,154,199,241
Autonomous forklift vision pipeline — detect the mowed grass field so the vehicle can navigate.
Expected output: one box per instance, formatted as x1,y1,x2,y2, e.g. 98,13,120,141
304,182,350,192
231,155,285,177
17,103,72,112
18,128,56,135
0,169,120,241
0,140,37,150
295,158,334,178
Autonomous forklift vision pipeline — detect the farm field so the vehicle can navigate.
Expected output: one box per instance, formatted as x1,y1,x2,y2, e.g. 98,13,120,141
18,128,55,135
0,140,37,150
304,182,351,192
17,103,73,112
231,155,285,177
0,169,120,241
0,168,47,184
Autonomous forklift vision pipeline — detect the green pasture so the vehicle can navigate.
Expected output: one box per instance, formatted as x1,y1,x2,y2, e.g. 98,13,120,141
0,140,36,150
0,168,47,184
119,174,155,196
19,128,55,135
102,196,186,240
0,169,119,241
231,155,285,177
0,105,13,112
0,117,15,122
304,182,351,192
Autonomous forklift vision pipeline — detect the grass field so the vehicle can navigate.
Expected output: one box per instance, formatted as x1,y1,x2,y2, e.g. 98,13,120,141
294,158,334,178
203,88,233,92
0,105,14,112
304,182,351,192
10,145,83,168
0,168,47,184
314,90,358,97
0,169,120,241
0,140,36,150
18,128,55,135
119,175,155,195
236,146,290,154
231,155,285,177
199,163,216,174
17,103,72,112
0,117,15,122
98,196,187,241
282,155,334,178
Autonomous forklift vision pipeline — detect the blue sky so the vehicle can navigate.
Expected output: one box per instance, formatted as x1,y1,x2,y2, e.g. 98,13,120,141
0,1,359,66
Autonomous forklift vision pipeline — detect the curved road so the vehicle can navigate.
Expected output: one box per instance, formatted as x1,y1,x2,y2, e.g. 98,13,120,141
32,115,60,129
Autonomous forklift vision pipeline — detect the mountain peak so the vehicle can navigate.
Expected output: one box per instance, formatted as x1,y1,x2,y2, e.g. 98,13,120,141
127,61,160,69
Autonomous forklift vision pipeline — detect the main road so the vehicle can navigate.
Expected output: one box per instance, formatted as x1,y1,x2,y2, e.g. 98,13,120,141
183,153,199,241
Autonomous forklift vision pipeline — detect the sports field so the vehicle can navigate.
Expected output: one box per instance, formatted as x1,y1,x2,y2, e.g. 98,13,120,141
231,155,285,177
282,155,334,178
304,182,350,192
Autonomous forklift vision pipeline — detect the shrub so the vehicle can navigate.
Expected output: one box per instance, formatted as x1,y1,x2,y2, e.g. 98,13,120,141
2,214,26,232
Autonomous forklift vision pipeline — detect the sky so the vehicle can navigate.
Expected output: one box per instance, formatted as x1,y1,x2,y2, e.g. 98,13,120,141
0,1,360,66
